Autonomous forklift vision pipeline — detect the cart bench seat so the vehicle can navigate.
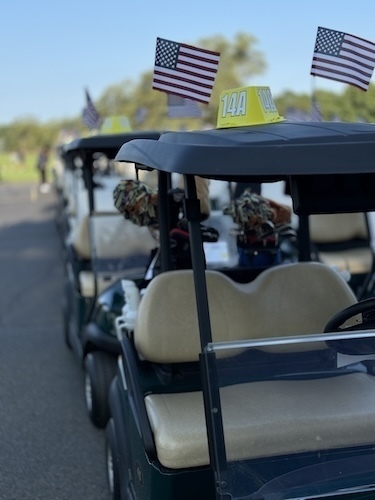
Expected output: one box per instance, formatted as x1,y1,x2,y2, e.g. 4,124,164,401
134,263,357,362
317,247,373,274
145,372,375,468
134,263,364,469
310,213,374,275
69,213,156,297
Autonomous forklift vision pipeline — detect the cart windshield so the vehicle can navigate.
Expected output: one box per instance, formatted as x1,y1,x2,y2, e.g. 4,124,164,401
201,299,375,499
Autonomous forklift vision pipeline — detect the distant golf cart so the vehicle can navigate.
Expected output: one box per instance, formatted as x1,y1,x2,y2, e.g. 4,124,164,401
57,132,159,247
61,131,162,428
106,99,375,500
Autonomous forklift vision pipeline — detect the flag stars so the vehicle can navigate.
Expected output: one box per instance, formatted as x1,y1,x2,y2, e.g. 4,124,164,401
155,38,179,68
315,27,344,55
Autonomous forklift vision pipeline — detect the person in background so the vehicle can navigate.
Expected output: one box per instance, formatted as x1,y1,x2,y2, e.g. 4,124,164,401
36,146,50,193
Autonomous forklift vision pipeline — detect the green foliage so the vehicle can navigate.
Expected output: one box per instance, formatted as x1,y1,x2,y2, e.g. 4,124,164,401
275,85,375,122
2,120,42,152
97,80,135,115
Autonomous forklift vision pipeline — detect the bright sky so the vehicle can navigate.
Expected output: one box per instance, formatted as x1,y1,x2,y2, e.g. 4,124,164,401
3,0,375,125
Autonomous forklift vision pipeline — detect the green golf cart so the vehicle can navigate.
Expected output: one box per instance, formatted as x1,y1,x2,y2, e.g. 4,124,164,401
106,115,375,500
61,131,162,427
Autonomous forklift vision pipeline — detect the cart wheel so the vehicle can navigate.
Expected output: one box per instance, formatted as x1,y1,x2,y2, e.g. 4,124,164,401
84,351,117,428
105,418,121,500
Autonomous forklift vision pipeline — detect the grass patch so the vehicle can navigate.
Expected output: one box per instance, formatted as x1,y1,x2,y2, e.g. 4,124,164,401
0,153,53,183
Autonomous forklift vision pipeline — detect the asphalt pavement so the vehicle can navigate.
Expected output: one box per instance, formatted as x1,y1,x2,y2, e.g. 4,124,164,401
0,183,110,500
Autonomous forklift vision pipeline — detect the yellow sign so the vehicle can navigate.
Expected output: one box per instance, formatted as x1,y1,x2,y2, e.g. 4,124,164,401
100,116,132,134
217,86,285,129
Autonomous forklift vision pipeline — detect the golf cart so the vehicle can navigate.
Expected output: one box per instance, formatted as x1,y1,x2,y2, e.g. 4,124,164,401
57,132,160,246
55,143,78,244
61,131,162,428
106,91,375,500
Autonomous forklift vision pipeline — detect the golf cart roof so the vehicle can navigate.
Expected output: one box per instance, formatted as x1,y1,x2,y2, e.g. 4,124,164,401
115,121,375,215
63,130,162,159
115,121,375,179
61,131,164,214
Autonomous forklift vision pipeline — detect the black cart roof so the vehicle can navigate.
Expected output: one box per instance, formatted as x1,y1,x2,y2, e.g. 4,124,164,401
115,121,375,214
115,121,375,180
63,130,163,160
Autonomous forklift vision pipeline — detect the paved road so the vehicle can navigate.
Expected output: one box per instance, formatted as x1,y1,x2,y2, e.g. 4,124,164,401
0,183,110,500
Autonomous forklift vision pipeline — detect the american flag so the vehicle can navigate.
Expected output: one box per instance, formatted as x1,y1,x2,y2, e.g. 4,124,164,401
82,89,103,130
311,27,375,91
167,94,202,118
152,37,220,104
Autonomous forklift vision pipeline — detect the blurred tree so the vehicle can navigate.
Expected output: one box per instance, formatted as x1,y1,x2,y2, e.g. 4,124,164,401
275,85,375,123
97,80,135,115
3,120,46,152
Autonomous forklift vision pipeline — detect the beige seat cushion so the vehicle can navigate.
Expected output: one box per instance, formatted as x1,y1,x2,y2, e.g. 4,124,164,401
71,213,157,261
145,373,375,469
78,271,122,298
70,216,91,259
176,175,210,219
71,214,157,297
309,213,373,274
310,213,369,243
318,248,373,274
134,263,357,363
136,262,363,470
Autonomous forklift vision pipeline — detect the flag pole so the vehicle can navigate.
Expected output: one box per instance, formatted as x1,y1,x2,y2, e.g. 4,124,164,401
310,76,322,121
311,75,316,107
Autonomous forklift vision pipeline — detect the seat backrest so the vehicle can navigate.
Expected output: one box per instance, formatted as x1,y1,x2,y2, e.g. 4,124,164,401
70,213,157,261
309,213,369,244
70,215,91,259
134,262,357,363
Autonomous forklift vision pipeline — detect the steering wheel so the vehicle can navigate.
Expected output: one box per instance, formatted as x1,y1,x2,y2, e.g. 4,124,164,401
324,297,375,355
324,297,375,333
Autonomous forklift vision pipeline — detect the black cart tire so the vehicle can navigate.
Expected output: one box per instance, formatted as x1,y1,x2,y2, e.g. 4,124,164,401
105,418,121,500
84,351,117,428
